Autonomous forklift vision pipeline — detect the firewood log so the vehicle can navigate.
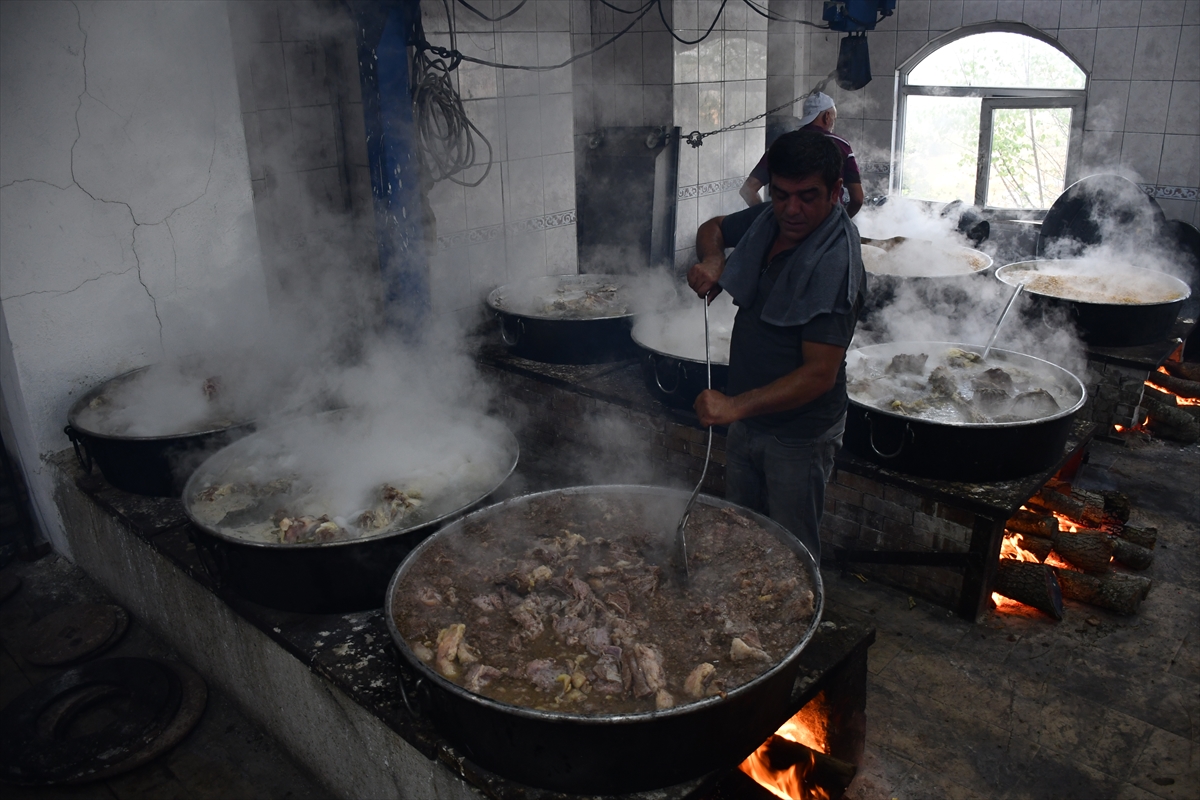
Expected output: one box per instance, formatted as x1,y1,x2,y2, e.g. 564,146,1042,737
1101,490,1131,523
1142,385,1178,407
1162,361,1200,383
1054,570,1151,615
994,559,1064,619
1117,524,1157,550
1034,489,1106,527
761,737,857,798
1112,538,1153,571
1143,398,1200,443
1015,533,1054,562
1007,509,1059,538
1146,370,1200,399
1052,530,1114,573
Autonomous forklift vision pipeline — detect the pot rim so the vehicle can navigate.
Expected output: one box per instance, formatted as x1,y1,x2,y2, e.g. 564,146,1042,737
385,484,825,726
630,320,732,368
67,365,255,442
182,410,520,550
486,274,636,322
996,260,1192,307
846,341,1087,428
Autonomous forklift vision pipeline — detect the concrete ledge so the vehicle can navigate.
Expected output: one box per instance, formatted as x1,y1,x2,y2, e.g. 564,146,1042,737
49,452,479,800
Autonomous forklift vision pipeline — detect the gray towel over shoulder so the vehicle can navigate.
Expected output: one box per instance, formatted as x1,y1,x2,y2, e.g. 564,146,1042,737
719,204,864,327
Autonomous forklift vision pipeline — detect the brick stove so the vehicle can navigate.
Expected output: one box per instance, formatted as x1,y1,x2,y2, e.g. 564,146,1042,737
1077,318,1193,438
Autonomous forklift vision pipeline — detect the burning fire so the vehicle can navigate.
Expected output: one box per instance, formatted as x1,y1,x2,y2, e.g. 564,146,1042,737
1149,367,1200,406
991,506,1087,611
739,706,830,799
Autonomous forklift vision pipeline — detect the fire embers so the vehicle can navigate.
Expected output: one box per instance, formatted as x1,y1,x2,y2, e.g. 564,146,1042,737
992,479,1156,619
393,495,817,715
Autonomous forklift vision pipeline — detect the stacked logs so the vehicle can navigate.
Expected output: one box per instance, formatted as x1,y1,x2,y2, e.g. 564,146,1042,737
993,483,1154,618
1142,363,1200,443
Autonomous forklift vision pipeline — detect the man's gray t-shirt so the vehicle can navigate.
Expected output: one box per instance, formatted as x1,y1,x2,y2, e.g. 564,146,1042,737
719,205,860,439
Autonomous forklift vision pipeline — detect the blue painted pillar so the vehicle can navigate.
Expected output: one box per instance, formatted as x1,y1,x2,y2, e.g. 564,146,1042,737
350,0,429,333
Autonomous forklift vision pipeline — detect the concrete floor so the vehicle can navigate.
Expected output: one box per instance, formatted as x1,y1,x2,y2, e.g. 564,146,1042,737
0,434,1195,800
0,555,330,800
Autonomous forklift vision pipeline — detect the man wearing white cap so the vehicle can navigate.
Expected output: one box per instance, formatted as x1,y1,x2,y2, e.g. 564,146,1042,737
739,92,864,218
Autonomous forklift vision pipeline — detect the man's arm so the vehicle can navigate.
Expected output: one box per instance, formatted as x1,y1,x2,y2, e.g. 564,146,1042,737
693,340,846,427
739,176,764,207
845,182,864,218
687,216,728,300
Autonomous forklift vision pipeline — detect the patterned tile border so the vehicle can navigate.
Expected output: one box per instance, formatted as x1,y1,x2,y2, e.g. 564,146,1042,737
859,161,892,175
436,210,576,251
1139,184,1199,201
677,177,745,200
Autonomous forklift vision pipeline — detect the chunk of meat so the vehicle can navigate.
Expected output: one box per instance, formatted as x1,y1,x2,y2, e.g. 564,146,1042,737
730,637,771,663
591,647,625,695
945,348,983,368
632,644,667,697
416,586,443,607
435,624,466,678
1008,389,1060,419
973,367,1013,393
509,595,546,640
655,689,675,710
885,353,928,375
604,591,631,617
525,659,565,692
471,593,503,612
684,663,716,699
464,663,502,692
928,365,958,397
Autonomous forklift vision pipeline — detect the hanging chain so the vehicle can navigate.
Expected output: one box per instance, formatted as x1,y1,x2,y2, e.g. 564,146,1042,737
677,70,837,148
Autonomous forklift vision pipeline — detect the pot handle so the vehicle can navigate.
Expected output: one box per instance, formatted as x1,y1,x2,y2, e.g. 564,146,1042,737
186,529,227,590
398,672,430,719
867,417,914,459
63,425,93,474
498,314,524,347
651,354,683,395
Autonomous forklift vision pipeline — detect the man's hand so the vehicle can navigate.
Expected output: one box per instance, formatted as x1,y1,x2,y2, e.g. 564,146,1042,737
689,216,728,301
694,389,740,427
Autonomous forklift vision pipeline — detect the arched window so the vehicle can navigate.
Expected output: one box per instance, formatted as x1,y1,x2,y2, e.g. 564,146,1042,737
894,24,1088,211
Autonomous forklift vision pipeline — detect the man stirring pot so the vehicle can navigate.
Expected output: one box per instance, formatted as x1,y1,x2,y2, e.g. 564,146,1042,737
687,131,866,561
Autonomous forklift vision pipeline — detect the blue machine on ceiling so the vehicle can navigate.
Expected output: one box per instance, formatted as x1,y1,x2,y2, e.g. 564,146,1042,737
822,0,896,90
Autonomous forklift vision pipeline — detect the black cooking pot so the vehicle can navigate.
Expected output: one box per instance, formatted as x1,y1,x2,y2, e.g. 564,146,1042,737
631,297,734,409
844,342,1086,482
65,367,254,497
486,274,638,364
385,485,824,793
996,260,1191,347
183,411,519,614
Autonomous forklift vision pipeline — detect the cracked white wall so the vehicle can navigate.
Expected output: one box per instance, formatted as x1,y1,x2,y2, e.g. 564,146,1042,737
0,0,269,554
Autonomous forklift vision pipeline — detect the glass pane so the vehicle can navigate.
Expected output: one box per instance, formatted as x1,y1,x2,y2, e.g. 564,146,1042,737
901,95,981,203
908,32,1085,89
986,107,1071,209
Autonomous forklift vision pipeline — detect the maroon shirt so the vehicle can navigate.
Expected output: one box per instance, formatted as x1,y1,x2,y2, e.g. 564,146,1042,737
749,123,861,191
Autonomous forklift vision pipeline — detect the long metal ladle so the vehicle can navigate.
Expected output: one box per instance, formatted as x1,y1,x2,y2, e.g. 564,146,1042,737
673,297,714,584
982,282,1025,360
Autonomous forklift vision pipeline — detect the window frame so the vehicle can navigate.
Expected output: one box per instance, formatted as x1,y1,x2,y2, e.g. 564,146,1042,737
891,23,1089,216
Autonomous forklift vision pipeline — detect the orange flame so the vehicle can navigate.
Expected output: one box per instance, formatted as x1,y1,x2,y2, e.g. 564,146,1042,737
738,706,829,798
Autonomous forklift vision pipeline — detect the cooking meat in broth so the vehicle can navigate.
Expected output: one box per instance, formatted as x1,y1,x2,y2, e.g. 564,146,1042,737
392,493,817,715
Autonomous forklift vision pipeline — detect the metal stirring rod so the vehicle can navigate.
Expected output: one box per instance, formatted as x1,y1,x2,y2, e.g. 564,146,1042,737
674,297,714,582
983,282,1025,360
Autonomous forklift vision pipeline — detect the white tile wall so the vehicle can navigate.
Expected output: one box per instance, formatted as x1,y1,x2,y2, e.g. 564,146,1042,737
422,0,579,314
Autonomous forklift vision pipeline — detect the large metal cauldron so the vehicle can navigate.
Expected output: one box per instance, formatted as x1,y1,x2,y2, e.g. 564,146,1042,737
65,366,254,497
486,274,638,364
385,485,824,793
631,294,735,409
860,240,994,320
996,260,1190,347
844,342,1086,482
183,411,519,614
